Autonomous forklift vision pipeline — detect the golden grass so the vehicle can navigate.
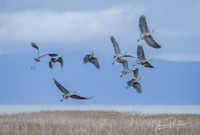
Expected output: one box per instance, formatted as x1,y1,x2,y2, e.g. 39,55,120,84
0,111,199,135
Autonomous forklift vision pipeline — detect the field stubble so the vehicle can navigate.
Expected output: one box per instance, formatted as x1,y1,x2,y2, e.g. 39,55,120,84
0,111,199,135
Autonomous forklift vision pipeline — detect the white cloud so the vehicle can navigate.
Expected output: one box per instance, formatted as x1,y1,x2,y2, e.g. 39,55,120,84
0,5,200,62
158,54,200,62
0,7,141,43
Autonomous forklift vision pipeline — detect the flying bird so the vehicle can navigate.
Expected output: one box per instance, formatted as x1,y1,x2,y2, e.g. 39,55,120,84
31,42,61,70
83,51,100,69
53,79,93,102
126,76,145,94
133,45,157,68
110,36,135,65
137,15,161,48
116,57,139,78
49,56,64,69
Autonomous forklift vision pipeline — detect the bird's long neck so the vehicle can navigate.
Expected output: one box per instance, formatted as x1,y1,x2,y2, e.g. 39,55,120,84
73,90,80,94
137,76,145,82
148,57,157,62
151,29,157,34
91,51,95,57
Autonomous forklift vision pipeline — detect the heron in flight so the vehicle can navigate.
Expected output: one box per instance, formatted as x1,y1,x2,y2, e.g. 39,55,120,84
116,57,139,78
133,45,157,68
31,42,58,70
49,56,64,69
83,51,100,69
126,76,145,94
53,79,93,102
110,36,135,65
137,15,161,48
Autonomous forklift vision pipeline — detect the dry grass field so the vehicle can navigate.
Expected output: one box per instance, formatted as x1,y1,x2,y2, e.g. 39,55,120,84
0,111,199,135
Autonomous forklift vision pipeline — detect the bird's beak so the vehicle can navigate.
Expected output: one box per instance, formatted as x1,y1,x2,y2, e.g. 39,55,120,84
153,57,159,59
75,90,81,93
132,64,136,67
92,51,95,55
150,57,159,61
152,28,157,34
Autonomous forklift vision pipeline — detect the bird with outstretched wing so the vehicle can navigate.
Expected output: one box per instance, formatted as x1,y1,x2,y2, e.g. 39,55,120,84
139,15,161,48
83,52,100,69
53,79,92,101
136,45,154,68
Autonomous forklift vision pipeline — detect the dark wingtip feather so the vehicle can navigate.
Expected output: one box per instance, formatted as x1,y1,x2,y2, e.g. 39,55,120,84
110,36,116,42
49,60,53,69
140,15,145,18
53,79,57,83
57,57,64,68
31,42,38,49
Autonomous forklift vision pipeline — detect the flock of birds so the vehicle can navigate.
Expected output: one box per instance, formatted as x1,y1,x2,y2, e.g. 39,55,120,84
31,15,162,102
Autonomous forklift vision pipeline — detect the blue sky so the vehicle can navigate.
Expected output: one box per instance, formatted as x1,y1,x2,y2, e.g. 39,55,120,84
0,0,200,105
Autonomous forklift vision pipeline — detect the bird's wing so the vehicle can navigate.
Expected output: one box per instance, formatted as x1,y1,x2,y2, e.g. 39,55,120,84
139,15,150,34
133,82,142,94
121,59,129,71
57,56,64,68
70,94,92,100
49,60,53,69
127,79,134,86
90,57,100,69
144,36,161,48
123,54,135,58
53,79,70,94
47,53,58,57
110,36,121,55
31,42,39,55
83,55,89,64
133,68,139,78
143,62,154,68
137,45,146,61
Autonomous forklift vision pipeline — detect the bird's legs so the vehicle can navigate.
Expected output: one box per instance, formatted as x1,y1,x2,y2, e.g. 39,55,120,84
112,54,124,65
112,55,120,65
31,61,38,70
120,68,137,78
112,60,116,65
132,61,141,67
120,74,124,78
120,70,129,78
137,34,145,42
60,99,63,102
112,57,118,65
132,57,157,67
